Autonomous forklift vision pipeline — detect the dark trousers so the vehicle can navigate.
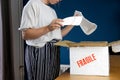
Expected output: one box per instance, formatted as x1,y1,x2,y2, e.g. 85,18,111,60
25,41,60,80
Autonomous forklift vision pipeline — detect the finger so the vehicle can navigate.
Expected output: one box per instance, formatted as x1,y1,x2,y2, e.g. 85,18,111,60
55,19,64,26
54,24,61,28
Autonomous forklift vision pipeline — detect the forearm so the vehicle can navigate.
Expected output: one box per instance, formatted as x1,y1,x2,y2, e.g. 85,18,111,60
61,25,74,37
22,26,50,40
22,19,63,40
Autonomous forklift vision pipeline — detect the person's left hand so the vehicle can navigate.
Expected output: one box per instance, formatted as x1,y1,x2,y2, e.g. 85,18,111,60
48,19,63,31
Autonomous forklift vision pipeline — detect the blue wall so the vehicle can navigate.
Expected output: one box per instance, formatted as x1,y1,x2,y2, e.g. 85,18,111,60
24,0,120,65
52,0,120,64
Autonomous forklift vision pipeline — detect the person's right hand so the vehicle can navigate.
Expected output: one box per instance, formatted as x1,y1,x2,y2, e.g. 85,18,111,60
48,19,63,31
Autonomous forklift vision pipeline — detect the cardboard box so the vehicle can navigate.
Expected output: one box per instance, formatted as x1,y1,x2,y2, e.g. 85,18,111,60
55,41,109,76
109,40,120,53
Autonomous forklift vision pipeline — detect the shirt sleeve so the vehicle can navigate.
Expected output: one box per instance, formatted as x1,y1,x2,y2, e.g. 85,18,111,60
18,3,37,31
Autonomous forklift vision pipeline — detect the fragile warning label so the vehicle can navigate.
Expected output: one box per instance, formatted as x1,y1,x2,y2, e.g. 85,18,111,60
76,53,96,68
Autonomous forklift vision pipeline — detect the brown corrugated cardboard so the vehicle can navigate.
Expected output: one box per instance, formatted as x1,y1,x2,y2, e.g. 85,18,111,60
55,40,108,47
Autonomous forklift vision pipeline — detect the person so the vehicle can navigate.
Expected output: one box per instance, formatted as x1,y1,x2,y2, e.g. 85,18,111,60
19,0,77,80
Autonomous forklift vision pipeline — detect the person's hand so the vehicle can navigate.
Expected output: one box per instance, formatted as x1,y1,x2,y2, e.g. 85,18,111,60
48,19,63,31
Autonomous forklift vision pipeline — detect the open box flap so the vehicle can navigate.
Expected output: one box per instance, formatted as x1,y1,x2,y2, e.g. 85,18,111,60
54,40,76,47
108,40,120,53
108,40,120,46
55,40,108,47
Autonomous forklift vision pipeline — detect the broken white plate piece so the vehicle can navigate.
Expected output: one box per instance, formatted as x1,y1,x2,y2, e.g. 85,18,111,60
80,17,97,35
74,10,97,35
74,10,83,16
61,16,83,26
